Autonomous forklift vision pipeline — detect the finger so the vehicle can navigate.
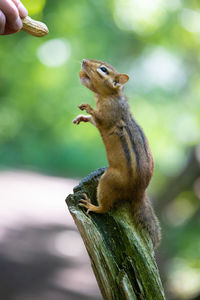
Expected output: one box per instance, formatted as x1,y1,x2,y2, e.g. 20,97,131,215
0,9,6,34
0,0,22,31
12,0,28,18
3,24,18,34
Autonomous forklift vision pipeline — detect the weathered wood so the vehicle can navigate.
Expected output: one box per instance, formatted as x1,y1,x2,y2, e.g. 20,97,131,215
66,168,166,300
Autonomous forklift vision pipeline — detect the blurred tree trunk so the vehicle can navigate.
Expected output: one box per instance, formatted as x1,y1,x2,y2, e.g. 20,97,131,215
66,168,166,300
155,145,200,211
154,145,200,298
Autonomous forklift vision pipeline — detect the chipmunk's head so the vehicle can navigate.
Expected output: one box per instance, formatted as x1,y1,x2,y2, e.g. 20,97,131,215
79,59,129,96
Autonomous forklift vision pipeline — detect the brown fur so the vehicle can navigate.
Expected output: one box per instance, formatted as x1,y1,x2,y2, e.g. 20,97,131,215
73,59,161,249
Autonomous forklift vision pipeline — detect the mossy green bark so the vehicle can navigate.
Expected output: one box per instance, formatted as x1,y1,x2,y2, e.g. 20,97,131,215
66,168,166,300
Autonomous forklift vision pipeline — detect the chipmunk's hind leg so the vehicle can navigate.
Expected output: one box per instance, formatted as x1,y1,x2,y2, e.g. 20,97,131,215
79,169,122,214
79,191,114,214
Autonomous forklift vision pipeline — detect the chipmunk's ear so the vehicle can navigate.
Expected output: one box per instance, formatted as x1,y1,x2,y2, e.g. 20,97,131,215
113,73,129,88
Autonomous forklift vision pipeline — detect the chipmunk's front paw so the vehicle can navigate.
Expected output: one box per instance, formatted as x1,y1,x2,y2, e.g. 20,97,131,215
78,103,92,113
79,193,92,214
78,103,88,111
73,115,90,125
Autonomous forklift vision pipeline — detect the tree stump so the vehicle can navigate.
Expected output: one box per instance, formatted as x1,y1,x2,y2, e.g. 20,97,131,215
66,168,166,300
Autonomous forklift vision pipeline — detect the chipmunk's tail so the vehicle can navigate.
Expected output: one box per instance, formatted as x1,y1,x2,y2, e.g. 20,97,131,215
132,194,161,249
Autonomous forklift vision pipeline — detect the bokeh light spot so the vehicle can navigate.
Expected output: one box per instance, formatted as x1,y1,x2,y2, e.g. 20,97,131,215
180,9,200,33
53,230,85,257
37,38,71,67
167,258,200,299
22,0,46,15
132,46,187,92
114,0,166,34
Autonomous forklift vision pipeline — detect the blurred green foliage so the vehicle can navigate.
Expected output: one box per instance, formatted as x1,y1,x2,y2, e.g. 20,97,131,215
0,0,199,179
0,1,200,299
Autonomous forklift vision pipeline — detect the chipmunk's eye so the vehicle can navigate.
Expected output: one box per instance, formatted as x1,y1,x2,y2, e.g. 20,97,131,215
100,66,108,74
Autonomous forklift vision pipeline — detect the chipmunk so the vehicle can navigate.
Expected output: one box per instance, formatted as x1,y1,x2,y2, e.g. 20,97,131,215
73,59,161,249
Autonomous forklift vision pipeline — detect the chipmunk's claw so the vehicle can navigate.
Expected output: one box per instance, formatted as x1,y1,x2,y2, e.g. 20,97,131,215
79,194,92,214
86,209,91,215
82,193,90,201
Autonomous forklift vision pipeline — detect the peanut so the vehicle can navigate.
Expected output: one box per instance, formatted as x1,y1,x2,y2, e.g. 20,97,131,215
22,16,49,37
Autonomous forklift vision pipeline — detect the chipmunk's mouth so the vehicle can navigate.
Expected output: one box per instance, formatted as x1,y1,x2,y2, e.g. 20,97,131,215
79,69,90,86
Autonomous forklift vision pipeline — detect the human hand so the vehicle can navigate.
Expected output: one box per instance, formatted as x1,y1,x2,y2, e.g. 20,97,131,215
0,0,28,35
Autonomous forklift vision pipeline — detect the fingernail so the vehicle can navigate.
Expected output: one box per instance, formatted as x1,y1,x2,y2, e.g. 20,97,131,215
13,16,23,30
18,3,28,18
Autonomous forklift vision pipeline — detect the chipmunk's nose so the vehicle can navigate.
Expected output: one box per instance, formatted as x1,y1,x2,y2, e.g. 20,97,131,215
82,59,88,67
